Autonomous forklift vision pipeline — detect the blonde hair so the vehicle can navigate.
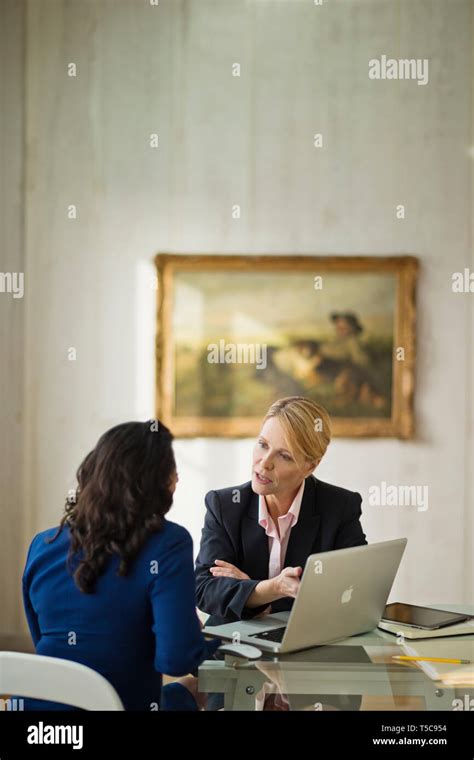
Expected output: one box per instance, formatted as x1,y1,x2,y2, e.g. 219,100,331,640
263,396,332,464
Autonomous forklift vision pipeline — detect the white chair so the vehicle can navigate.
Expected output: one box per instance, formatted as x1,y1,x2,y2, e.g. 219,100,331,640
0,651,124,710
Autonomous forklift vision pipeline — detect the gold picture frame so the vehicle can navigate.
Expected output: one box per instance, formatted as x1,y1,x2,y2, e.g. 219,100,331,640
155,254,418,439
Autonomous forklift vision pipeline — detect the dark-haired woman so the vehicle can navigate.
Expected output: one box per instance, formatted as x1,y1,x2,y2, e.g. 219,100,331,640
21,421,220,711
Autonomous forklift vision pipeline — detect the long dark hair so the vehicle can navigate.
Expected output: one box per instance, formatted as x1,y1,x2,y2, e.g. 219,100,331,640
49,420,176,594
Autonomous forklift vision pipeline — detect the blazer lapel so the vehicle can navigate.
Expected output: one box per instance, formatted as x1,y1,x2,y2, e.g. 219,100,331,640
284,476,321,569
241,477,321,579
241,489,270,580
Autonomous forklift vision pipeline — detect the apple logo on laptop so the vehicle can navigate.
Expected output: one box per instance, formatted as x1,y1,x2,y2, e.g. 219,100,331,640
341,586,354,604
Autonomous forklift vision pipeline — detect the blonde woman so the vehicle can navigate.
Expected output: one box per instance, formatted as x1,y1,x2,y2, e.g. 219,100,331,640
195,395,368,710
196,396,367,624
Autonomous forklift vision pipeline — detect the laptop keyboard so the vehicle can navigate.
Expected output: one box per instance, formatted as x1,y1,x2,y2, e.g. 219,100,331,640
249,627,286,643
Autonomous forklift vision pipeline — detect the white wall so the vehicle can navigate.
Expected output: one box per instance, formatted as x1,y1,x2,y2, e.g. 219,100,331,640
2,0,472,633
0,0,25,633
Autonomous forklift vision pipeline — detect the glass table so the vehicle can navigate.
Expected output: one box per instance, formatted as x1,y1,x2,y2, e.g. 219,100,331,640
199,604,474,711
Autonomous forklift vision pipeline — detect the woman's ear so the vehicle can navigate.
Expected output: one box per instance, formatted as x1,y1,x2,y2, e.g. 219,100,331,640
305,458,320,476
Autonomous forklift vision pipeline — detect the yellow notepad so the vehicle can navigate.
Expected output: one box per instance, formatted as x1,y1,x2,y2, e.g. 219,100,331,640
378,618,474,639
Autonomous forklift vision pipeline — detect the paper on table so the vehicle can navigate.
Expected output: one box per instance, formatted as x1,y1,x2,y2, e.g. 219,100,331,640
401,640,474,684
439,666,474,687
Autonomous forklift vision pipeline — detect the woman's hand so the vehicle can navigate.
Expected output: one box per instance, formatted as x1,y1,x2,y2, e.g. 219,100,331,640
209,559,251,580
271,566,302,599
246,566,302,608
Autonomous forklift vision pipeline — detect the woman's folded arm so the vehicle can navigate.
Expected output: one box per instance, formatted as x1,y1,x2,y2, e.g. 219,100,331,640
195,491,269,621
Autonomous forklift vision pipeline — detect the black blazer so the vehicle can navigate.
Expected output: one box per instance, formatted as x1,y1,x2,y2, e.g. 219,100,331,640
195,475,367,626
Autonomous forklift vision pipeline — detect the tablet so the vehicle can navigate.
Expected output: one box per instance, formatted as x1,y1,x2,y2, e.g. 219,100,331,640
381,602,471,630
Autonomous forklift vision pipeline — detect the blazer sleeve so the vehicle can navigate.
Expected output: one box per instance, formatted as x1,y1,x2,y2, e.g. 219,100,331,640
149,528,220,677
334,491,368,549
195,490,267,622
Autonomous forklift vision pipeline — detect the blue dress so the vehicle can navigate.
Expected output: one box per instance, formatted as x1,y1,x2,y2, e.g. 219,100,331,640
21,520,220,711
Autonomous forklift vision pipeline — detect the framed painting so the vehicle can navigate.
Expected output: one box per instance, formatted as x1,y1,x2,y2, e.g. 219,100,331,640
155,254,418,438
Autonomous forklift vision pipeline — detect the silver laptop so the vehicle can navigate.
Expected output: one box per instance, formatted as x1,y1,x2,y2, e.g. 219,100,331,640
203,538,407,654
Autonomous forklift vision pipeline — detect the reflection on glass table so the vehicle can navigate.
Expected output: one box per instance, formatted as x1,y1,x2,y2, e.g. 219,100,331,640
199,605,474,711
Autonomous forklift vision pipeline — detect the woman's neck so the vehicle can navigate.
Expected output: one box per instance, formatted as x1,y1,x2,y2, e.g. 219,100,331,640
265,484,302,519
